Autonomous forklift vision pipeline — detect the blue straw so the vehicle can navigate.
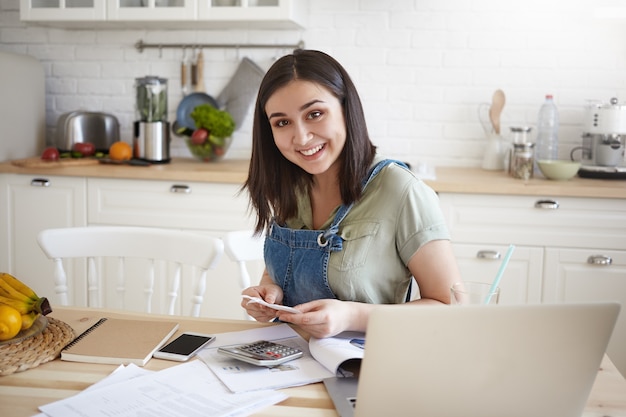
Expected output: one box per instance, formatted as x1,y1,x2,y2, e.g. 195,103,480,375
485,244,515,304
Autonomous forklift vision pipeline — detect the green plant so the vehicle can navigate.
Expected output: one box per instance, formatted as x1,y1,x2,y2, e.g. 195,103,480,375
190,104,235,138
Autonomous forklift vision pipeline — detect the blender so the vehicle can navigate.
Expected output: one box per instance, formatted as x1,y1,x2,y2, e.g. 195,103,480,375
133,76,170,163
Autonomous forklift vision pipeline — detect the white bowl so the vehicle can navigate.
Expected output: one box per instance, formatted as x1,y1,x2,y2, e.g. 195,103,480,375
537,160,581,181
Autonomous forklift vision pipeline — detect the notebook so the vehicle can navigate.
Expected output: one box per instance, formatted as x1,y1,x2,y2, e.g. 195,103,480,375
62,317,179,366
324,302,620,417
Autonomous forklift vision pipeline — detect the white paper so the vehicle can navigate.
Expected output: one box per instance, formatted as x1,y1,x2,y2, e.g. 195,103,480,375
308,331,365,376
241,295,302,314
197,324,334,393
39,360,286,417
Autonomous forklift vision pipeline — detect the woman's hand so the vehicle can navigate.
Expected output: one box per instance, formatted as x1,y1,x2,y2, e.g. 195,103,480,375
241,282,283,322
276,299,372,338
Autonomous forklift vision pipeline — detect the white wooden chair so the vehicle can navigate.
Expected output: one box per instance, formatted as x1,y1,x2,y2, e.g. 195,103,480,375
36,226,224,317
223,230,264,319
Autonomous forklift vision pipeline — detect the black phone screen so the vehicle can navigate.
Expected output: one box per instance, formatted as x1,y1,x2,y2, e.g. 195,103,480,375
158,334,214,355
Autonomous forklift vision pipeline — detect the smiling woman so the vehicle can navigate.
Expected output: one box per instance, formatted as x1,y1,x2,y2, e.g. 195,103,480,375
240,49,461,340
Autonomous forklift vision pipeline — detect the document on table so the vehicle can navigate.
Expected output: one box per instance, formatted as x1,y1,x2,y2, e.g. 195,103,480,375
38,360,287,417
197,323,335,393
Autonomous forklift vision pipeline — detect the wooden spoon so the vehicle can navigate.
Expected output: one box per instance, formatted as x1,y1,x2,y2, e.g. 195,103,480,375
489,89,505,135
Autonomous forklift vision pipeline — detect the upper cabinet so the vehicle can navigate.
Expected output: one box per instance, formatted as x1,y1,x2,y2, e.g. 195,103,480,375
20,0,306,29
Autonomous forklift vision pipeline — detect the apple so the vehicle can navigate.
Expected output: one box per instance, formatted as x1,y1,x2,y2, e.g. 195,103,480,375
41,147,60,161
190,128,209,145
72,142,96,157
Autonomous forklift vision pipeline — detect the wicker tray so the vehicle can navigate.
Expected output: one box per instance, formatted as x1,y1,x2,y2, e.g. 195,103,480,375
0,317,75,376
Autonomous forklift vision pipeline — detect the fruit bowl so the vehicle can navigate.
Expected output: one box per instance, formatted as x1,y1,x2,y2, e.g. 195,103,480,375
537,160,581,180
185,135,232,162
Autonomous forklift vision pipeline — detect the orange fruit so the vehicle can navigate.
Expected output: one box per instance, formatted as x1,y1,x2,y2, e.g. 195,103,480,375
0,305,22,341
109,141,133,161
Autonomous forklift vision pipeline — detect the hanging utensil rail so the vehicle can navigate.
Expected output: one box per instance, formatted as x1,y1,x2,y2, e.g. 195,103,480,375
135,39,304,53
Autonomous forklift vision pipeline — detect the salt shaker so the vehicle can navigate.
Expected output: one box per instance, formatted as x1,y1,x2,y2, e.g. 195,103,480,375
510,142,535,180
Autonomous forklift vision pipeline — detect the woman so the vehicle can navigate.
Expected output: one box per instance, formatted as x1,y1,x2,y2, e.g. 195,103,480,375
241,49,461,338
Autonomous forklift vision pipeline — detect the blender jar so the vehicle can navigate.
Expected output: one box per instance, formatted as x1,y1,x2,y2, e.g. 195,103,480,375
135,76,168,122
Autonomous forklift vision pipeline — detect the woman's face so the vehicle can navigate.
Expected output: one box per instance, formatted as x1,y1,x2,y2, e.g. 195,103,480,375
265,80,346,177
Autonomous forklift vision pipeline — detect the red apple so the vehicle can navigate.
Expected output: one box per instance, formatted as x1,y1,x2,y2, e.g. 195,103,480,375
41,147,60,161
72,142,96,157
190,128,209,145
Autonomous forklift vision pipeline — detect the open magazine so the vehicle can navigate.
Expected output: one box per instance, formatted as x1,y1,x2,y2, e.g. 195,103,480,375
197,324,365,393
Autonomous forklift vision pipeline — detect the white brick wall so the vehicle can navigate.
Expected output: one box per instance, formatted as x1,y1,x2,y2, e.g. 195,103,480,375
2,0,626,168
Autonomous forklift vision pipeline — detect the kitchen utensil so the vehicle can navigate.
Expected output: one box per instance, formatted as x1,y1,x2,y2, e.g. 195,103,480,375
195,49,205,93
181,48,190,96
217,57,265,129
175,92,220,130
55,111,120,152
489,89,505,134
190,48,198,92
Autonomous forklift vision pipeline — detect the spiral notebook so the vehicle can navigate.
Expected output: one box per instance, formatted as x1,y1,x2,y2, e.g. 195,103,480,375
61,317,179,366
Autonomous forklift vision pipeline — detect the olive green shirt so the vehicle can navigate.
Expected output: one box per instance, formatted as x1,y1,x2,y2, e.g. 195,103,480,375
285,158,450,304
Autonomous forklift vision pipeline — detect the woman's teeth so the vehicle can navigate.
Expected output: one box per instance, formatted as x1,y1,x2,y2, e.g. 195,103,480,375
300,144,324,156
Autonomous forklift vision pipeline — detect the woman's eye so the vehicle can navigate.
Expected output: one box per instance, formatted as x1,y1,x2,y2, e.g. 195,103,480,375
307,110,322,120
276,119,289,127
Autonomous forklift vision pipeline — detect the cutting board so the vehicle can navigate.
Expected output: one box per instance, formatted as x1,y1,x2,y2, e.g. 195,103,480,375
11,157,100,169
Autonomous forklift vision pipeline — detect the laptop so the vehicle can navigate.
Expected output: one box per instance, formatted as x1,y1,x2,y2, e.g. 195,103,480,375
324,302,620,417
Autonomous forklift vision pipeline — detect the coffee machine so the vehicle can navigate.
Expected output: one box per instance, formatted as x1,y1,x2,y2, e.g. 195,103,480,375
575,97,626,179
133,76,170,163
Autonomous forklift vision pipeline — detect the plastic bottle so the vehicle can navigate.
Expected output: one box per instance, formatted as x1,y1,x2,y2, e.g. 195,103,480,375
535,94,559,162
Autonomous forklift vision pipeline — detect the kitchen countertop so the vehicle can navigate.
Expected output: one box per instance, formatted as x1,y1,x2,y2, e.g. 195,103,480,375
1,158,625,199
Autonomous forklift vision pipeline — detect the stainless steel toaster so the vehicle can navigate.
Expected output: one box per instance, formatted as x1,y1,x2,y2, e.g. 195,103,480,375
55,111,120,152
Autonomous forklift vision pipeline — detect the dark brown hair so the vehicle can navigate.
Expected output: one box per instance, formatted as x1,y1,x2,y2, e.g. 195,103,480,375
244,49,376,234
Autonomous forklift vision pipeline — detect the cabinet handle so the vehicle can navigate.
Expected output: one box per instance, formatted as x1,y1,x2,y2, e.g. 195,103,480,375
477,250,501,260
170,184,191,194
534,199,559,209
587,255,612,266
30,178,50,187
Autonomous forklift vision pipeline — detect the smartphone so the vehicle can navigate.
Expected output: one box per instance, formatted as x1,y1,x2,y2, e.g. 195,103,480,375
218,340,303,367
153,332,215,362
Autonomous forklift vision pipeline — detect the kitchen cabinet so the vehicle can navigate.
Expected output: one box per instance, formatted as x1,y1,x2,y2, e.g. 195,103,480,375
543,248,626,379
451,243,543,304
87,177,259,319
438,192,626,377
0,174,87,305
20,0,306,28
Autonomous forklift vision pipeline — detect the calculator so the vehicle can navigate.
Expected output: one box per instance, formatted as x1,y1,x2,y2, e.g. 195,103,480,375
218,340,303,366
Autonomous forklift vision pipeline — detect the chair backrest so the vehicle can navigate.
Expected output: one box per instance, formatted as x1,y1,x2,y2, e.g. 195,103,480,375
223,230,265,290
37,226,224,317
223,230,264,319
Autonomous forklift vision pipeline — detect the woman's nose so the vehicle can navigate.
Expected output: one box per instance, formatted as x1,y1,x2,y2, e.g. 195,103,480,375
293,123,312,145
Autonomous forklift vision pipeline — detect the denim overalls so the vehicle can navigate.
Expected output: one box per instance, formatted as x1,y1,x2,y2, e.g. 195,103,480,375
264,159,407,307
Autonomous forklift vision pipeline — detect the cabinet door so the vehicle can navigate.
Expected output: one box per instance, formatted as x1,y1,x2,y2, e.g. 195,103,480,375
543,248,626,377
107,0,196,21
1,174,87,305
198,0,305,28
20,0,106,21
451,243,543,304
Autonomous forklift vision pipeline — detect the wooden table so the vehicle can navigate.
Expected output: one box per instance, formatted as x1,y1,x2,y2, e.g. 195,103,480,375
1,307,625,417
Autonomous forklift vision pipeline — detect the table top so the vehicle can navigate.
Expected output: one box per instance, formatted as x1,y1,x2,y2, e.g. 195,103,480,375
1,307,625,417
1,158,625,199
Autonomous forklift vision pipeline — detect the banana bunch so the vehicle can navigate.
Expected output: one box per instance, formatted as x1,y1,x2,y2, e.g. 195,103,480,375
0,273,52,330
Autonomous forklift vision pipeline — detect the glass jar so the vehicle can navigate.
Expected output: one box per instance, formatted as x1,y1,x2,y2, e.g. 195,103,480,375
510,142,535,180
